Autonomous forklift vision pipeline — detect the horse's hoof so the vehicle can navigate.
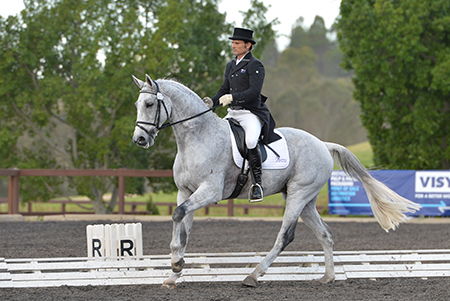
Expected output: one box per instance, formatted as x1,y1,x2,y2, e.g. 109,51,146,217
161,280,176,289
317,275,335,284
242,275,258,287
172,258,185,273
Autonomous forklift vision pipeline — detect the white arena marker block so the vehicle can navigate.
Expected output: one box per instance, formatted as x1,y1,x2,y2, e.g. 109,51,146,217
86,223,143,258
87,224,106,258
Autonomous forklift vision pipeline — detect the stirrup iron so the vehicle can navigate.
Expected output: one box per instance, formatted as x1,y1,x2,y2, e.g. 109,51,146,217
249,183,263,203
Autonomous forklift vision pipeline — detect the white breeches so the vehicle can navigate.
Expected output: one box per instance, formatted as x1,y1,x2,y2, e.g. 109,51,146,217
225,109,262,149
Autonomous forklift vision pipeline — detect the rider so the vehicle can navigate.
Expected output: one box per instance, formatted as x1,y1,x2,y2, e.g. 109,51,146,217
204,27,280,202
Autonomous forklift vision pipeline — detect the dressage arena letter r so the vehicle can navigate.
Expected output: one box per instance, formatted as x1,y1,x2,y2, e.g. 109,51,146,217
92,238,102,257
91,239,134,256
120,239,134,256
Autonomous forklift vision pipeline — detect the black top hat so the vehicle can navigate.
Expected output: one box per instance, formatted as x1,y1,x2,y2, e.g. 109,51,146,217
229,27,256,45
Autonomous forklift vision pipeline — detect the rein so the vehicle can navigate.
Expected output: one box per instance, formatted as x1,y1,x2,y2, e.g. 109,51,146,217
135,80,220,134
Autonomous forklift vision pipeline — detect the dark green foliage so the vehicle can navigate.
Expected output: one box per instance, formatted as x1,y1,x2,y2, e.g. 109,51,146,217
263,18,365,146
338,0,450,169
0,0,275,212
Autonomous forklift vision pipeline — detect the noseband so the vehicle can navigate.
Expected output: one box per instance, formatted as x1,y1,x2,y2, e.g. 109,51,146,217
135,80,219,135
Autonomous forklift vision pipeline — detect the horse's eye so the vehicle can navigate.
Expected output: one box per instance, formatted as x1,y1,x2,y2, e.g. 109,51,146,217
146,102,154,108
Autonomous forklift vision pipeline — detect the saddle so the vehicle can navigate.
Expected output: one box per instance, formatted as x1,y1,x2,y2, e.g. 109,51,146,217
227,118,268,163
226,118,268,199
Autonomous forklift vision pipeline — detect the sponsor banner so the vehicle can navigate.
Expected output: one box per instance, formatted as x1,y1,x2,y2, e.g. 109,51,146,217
328,170,450,216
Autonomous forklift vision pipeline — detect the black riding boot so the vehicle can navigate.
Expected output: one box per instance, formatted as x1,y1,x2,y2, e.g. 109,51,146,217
248,147,263,202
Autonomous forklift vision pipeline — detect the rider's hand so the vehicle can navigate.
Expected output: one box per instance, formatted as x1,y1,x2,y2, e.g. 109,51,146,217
219,94,233,107
203,97,213,109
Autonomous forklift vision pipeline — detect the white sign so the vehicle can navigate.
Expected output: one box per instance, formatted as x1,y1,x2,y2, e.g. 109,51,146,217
415,171,450,193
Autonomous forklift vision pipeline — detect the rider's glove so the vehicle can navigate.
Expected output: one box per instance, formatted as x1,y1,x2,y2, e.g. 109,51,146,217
203,97,213,109
219,94,233,107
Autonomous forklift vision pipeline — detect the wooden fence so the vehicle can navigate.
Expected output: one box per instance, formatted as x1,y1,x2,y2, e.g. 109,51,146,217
0,169,285,216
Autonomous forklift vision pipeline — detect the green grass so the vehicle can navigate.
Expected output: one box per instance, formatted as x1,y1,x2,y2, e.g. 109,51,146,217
0,142,374,216
142,191,287,217
0,192,287,217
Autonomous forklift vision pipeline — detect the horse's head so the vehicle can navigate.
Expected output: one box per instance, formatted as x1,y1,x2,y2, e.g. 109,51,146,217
132,74,172,148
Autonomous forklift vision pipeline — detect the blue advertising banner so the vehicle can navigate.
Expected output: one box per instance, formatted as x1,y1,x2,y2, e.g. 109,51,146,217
328,170,450,216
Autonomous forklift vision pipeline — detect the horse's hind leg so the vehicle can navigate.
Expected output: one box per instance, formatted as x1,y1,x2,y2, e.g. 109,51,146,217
300,199,335,283
242,192,303,287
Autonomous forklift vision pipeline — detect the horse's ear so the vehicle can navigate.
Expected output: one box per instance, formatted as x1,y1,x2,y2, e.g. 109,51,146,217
132,75,145,89
145,74,153,87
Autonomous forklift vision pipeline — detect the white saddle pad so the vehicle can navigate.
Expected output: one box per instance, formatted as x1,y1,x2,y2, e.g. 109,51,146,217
228,125,290,170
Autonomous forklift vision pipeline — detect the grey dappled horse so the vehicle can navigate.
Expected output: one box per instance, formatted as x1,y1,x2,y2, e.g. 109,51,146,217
132,75,420,288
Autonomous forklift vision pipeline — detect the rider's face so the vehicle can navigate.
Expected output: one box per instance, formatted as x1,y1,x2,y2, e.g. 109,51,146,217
232,40,251,59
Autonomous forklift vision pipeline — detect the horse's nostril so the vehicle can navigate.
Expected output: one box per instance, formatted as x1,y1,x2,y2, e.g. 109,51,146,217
134,136,147,146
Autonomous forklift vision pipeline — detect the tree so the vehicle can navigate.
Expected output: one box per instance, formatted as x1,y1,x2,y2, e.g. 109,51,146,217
262,18,367,146
289,16,349,78
260,38,279,68
0,0,274,213
306,16,329,73
266,46,364,145
338,0,450,169
289,17,309,49
240,0,278,60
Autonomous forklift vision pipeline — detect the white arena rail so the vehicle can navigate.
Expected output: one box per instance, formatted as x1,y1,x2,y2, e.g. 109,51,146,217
1,249,450,288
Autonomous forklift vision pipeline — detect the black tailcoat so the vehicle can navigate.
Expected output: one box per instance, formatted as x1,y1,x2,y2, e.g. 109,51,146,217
212,52,281,144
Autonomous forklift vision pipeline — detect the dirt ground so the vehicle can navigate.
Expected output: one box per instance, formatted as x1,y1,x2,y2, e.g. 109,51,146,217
1,218,450,300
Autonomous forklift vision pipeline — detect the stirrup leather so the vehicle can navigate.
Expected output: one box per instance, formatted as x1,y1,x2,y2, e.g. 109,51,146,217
249,183,263,203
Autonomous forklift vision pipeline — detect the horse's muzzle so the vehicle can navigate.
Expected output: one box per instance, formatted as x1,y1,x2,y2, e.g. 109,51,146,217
133,125,157,148
134,136,148,147
133,132,154,149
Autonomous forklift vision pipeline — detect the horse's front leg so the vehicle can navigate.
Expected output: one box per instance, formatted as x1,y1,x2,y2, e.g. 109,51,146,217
162,184,221,289
162,211,194,289
169,190,193,273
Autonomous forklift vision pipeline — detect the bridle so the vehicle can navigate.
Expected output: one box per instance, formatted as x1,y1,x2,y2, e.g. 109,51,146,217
135,80,219,135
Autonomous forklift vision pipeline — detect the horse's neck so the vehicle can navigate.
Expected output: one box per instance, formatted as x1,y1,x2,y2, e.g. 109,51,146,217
162,81,227,148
